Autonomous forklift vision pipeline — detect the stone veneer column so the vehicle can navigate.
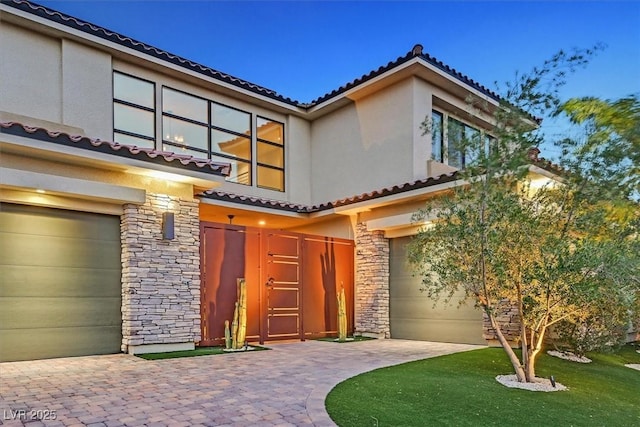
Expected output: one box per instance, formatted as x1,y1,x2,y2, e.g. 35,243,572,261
120,194,201,354
482,299,521,347
355,222,390,338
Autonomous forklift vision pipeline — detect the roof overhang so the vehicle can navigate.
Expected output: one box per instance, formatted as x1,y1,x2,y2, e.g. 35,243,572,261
0,128,227,189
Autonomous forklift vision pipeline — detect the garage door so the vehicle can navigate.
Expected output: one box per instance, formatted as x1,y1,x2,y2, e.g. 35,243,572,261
389,236,485,344
0,203,122,362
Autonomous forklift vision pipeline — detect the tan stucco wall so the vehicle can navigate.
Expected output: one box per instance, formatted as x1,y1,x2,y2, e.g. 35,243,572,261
287,216,354,240
0,21,62,124
310,78,429,204
61,39,113,140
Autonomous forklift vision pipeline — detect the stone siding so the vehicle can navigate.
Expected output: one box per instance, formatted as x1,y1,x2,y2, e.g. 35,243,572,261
355,222,390,338
120,194,201,352
482,299,521,346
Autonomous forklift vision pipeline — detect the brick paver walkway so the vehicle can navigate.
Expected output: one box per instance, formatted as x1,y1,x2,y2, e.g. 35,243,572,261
0,339,481,426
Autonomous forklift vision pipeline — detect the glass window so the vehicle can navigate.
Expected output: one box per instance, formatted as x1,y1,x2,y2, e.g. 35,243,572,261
257,166,284,191
257,142,284,168
212,130,251,160
114,104,154,137
256,116,284,191
431,110,443,162
114,72,154,109
163,88,207,123
113,72,155,148
212,103,251,136
211,154,251,185
447,118,464,169
162,116,208,151
162,144,207,158
114,132,154,149
257,117,284,145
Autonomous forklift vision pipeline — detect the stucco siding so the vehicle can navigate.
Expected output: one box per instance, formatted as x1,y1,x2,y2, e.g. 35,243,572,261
310,78,417,204
61,39,113,140
0,21,62,123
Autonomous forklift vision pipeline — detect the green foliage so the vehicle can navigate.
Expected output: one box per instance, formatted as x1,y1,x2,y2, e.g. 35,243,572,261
559,94,640,197
325,346,640,427
411,46,640,382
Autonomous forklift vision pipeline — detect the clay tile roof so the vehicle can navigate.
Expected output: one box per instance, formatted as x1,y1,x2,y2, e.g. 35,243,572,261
0,121,231,176
309,44,502,105
5,1,504,108
198,172,460,213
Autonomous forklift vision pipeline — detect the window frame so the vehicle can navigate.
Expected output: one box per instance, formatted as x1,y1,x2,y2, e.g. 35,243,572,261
432,108,493,170
255,115,285,192
113,71,156,147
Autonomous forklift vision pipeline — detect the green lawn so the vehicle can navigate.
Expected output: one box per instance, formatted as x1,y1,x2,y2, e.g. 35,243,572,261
326,344,640,426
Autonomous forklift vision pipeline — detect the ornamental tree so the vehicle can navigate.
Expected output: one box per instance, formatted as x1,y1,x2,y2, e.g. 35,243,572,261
408,48,639,382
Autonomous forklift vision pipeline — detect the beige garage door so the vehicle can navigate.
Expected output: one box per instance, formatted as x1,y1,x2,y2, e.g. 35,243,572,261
0,203,122,362
389,236,485,344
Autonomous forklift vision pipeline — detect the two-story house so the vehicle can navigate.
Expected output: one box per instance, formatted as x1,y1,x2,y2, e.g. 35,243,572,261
1,0,543,362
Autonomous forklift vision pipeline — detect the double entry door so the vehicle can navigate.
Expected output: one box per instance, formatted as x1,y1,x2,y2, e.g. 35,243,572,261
200,224,304,345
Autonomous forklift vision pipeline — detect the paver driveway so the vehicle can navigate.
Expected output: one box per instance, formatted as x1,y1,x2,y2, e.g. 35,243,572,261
0,339,482,427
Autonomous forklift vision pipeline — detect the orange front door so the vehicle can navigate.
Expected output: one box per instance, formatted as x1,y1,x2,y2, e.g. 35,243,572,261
263,232,302,341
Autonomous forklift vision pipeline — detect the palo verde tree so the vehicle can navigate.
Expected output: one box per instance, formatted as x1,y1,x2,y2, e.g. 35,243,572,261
408,47,639,383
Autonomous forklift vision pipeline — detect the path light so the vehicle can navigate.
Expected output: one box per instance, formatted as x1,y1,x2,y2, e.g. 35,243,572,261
550,375,556,388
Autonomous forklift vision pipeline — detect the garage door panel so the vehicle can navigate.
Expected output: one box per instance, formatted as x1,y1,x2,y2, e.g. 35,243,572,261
0,206,119,240
390,318,485,344
0,266,121,297
390,235,484,345
0,326,122,362
1,297,121,329
1,233,120,268
392,296,482,321
0,204,122,362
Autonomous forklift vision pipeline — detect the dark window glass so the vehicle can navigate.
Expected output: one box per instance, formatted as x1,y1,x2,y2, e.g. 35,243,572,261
431,110,444,162
447,118,464,169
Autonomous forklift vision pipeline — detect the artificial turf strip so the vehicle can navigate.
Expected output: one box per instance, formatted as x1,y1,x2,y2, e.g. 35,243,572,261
316,336,376,343
325,344,640,427
136,345,268,360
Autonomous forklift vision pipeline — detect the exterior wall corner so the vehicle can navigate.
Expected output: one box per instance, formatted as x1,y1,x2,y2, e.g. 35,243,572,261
120,193,201,352
354,222,390,338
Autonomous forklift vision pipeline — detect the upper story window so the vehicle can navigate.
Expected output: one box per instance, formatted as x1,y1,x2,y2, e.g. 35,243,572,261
162,88,208,157
432,109,492,170
113,72,286,192
256,117,284,191
211,103,252,186
113,72,155,148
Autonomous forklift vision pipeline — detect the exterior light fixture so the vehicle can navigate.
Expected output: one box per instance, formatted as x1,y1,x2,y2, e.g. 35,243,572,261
162,211,175,240
258,220,266,226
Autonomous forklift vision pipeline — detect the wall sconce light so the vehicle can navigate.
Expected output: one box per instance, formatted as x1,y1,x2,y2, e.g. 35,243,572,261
162,212,175,240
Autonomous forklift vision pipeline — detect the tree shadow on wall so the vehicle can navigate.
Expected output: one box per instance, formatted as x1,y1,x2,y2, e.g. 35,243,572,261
321,239,337,332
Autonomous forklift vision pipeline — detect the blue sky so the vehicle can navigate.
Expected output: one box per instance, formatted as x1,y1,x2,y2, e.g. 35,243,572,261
36,0,640,155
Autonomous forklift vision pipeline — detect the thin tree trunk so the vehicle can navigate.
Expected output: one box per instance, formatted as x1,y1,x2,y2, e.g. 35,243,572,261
488,311,526,382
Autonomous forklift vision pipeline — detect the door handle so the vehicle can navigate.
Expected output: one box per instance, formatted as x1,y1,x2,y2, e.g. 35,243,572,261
265,277,275,287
